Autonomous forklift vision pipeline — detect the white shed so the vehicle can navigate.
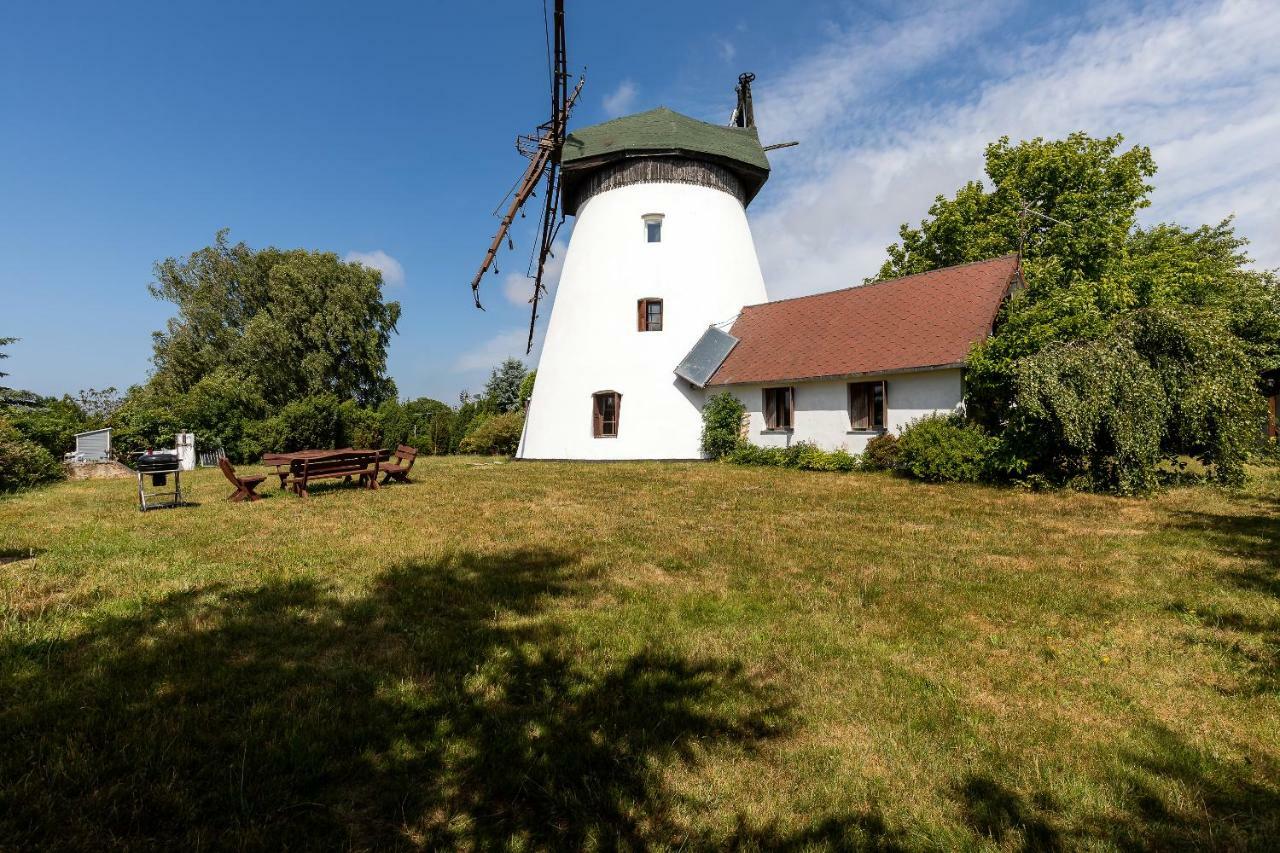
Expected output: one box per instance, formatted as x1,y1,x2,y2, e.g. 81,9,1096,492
73,428,112,462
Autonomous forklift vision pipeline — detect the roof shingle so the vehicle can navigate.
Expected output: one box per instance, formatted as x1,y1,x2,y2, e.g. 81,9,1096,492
708,256,1021,386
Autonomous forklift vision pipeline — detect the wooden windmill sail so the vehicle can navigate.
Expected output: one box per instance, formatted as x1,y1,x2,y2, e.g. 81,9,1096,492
468,0,584,354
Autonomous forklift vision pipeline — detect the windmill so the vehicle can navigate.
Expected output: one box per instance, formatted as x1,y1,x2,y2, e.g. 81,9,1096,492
468,0,584,354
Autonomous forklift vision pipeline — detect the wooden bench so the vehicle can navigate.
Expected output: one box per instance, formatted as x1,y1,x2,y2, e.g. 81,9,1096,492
284,450,381,498
379,445,419,484
264,448,357,489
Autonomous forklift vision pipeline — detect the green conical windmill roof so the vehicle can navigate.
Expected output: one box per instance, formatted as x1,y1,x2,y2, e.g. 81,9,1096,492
560,107,771,212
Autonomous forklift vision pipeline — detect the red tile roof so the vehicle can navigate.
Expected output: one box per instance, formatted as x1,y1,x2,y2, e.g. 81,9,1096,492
708,255,1021,385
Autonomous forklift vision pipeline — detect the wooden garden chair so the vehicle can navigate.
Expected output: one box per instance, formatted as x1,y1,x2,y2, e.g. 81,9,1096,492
219,458,267,503
379,445,419,484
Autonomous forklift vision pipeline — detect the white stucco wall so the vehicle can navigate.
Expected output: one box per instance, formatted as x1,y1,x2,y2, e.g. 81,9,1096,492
724,368,965,453
519,180,768,459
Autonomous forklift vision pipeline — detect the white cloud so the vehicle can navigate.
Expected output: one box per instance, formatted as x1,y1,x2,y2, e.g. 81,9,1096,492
453,327,543,373
716,36,736,63
343,249,405,288
500,238,568,307
751,0,1280,299
602,80,637,117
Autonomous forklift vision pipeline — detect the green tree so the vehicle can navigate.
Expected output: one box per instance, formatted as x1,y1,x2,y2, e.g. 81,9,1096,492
148,230,400,408
0,337,36,407
0,416,63,492
483,359,528,413
878,131,1280,490
6,395,90,457
518,369,537,409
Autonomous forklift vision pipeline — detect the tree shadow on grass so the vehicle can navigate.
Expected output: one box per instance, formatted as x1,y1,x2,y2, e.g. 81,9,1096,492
0,548,898,849
955,722,1280,851
1163,494,1280,697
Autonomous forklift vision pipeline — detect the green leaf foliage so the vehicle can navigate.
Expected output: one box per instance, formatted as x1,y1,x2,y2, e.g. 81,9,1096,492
878,131,1280,490
518,370,537,410
861,433,900,472
896,415,999,484
1012,335,1167,494
5,396,91,458
148,230,400,408
0,416,63,492
483,359,529,414
725,440,859,472
457,411,525,455
700,391,747,460
380,398,455,455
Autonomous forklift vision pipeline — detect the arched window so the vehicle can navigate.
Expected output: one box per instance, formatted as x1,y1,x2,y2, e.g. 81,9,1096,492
637,298,663,331
592,391,621,438
643,213,663,243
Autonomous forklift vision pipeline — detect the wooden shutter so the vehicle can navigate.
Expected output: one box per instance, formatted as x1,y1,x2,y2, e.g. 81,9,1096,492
850,383,869,429
592,394,603,437
878,380,888,429
637,299,645,331
613,392,621,436
764,389,776,429
786,387,795,430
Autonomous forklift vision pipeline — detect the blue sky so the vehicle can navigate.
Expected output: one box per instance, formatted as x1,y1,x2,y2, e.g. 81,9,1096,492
3,0,1277,402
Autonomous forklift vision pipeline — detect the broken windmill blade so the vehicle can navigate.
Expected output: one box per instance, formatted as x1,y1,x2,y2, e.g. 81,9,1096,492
467,0,582,317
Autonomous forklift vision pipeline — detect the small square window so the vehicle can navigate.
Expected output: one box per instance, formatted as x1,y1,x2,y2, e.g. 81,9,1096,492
638,298,663,332
643,214,663,243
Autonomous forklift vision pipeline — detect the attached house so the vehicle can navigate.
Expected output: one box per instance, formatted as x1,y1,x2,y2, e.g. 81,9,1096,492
702,255,1023,453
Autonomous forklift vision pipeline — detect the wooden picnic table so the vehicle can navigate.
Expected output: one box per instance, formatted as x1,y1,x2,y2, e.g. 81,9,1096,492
261,448,390,498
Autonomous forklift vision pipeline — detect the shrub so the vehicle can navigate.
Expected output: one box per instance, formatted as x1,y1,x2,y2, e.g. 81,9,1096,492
175,370,268,459
862,433,900,471
896,414,999,483
819,448,860,472
6,396,91,458
458,411,524,455
726,442,784,467
337,400,382,450
0,417,63,492
109,388,184,459
724,440,858,472
701,391,746,459
784,441,827,470
1007,307,1261,493
265,394,342,453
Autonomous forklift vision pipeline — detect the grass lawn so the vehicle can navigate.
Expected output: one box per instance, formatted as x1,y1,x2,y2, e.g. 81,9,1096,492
2,458,1278,850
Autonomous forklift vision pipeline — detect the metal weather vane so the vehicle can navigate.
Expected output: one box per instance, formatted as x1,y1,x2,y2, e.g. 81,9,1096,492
469,0,584,355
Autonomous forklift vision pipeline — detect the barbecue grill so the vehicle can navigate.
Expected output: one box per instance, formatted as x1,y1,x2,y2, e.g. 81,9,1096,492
134,451,184,511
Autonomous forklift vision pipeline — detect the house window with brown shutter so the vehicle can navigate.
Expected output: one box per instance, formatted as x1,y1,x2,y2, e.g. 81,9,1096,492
637,298,663,331
762,387,794,431
592,391,621,438
848,381,886,431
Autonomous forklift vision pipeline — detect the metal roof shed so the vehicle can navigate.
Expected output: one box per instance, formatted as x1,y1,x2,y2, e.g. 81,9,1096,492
73,428,112,462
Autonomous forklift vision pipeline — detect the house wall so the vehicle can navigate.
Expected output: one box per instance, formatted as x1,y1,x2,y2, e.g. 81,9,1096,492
74,429,111,461
519,178,768,460
724,368,965,454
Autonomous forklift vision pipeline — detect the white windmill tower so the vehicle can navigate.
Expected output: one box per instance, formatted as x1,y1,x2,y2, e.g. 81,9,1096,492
467,6,777,459
519,97,772,459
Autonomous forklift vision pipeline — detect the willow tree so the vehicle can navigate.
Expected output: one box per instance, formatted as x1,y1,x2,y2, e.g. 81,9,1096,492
148,230,400,408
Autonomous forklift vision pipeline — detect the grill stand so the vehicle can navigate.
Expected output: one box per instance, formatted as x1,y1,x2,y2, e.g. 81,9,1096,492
137,468,184,512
